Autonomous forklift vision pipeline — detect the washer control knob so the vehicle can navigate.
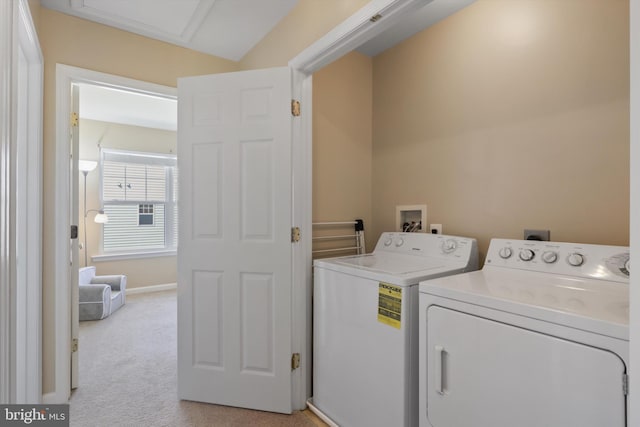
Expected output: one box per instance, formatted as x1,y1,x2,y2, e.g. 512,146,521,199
625,259,631,274
384,237,393,247
498,247,513,259
541,251,558,264
395,238,404,247
519,249,535,262
567,253,585,267
441,239,457,253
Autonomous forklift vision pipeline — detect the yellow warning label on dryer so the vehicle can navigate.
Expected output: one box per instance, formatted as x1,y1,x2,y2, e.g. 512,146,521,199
378,282,402,329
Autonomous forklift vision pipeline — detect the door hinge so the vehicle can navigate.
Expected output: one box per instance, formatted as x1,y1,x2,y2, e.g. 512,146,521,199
291,99,301,117
291,353,300,370
291,226,301,243
72,338,78,353
623,374,629,395
70,112,79,127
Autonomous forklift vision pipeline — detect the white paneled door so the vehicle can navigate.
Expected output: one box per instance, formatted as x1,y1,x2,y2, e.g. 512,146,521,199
177,67,294,413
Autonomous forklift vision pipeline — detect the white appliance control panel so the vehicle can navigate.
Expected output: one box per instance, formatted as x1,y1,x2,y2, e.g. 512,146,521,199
485,238,630,282
375,232,477,261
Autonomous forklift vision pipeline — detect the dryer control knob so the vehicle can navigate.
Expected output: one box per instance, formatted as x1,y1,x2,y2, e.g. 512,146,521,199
395,238,404,247
625,259,631,274
542,251,558,264
384,237,393,247
567,253,585,267
519,249,535,261
498,247,513,259
441,239,457,253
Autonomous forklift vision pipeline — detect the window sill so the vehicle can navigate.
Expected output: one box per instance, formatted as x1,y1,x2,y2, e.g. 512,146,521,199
92,250,176,262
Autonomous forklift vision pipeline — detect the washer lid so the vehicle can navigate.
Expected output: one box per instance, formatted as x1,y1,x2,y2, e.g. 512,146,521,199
332,253,445,275
419,267,629,340
314,253,469,286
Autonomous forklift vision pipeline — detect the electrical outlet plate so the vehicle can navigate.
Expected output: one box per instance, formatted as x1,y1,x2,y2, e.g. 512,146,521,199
430,224,442,234
524,229,550,241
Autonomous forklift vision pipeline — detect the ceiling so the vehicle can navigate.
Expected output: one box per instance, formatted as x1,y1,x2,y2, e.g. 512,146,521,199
78,84,177,131
357,0,475,56
40,0,300,61
52,0,476,131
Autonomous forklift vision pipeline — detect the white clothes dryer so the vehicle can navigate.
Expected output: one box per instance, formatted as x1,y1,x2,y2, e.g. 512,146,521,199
418,238,629,427
311,232,478,427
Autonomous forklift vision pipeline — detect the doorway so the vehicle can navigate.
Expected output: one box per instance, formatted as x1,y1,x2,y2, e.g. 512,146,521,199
51,64,177,402
73,80,178,390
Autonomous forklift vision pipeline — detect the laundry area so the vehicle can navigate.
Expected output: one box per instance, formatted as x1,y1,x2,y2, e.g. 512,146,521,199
6,0,632,424
309,0,629,425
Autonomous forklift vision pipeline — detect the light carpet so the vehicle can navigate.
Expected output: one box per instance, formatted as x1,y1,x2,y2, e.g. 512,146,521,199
70,289,324,427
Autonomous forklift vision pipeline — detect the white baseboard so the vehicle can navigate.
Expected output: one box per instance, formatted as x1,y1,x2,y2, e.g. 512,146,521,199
126,283,177,295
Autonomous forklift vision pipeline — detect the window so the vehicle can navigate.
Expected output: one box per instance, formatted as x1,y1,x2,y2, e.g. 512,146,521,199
101,149,177,254
138,204,154,225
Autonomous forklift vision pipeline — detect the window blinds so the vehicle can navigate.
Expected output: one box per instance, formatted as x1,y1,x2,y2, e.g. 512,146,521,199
101,149,177,253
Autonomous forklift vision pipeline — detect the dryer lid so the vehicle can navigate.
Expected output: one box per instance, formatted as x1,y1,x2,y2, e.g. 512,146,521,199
419,268,629,340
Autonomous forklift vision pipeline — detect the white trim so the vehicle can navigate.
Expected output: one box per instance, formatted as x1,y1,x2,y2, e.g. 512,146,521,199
126,282,177,295
289,0,430,74
306,398,339,427
0,0,43,404
54,64,176,403
93,250,177,262
290,70,313,410
629,0,639,423
0,0,15,405
16,0,43,404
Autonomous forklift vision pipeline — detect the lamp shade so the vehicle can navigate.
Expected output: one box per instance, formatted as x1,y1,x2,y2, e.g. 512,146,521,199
79,160,97,173
94,212,109,224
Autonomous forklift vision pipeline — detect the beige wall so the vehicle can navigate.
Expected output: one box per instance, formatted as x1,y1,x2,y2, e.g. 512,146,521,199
371,0,630,259
313,52,374,251
28,0,40,28
240,0,371,69
79,119,177,288
36,6,239,396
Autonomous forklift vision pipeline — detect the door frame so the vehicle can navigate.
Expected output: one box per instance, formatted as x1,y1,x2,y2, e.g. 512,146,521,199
630,0,640,423
49,64,176,403
0,0,43,404
51,0,436,406
288,0,433,408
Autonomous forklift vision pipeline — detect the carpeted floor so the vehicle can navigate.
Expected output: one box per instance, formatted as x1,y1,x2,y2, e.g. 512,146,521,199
70,289,324,427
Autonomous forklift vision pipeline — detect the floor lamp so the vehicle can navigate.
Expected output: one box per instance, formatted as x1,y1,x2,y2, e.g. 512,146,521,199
79,160,108,267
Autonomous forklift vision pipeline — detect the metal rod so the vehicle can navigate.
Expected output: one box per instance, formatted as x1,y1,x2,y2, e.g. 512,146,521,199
82,170,88,267
312,221,357,226
312,235,357,241
312,247,360,254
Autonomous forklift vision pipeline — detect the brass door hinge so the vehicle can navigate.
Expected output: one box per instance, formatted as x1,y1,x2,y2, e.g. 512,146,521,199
291,227,301,243
70,112,79,127
72,338,78,353
291,100,301,117
291,353,300,370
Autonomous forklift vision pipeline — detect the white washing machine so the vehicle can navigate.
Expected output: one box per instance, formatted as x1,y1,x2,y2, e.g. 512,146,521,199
311,232,478,427
418,238,630,427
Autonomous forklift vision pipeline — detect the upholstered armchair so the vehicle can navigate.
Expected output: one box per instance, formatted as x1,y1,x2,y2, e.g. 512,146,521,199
79,266,127,321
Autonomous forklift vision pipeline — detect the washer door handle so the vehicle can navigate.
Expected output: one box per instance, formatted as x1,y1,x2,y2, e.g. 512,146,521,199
435,345,445,395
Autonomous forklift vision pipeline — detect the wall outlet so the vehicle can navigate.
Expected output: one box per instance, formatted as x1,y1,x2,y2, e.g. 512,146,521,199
524,229,550,241
430,224,442,234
